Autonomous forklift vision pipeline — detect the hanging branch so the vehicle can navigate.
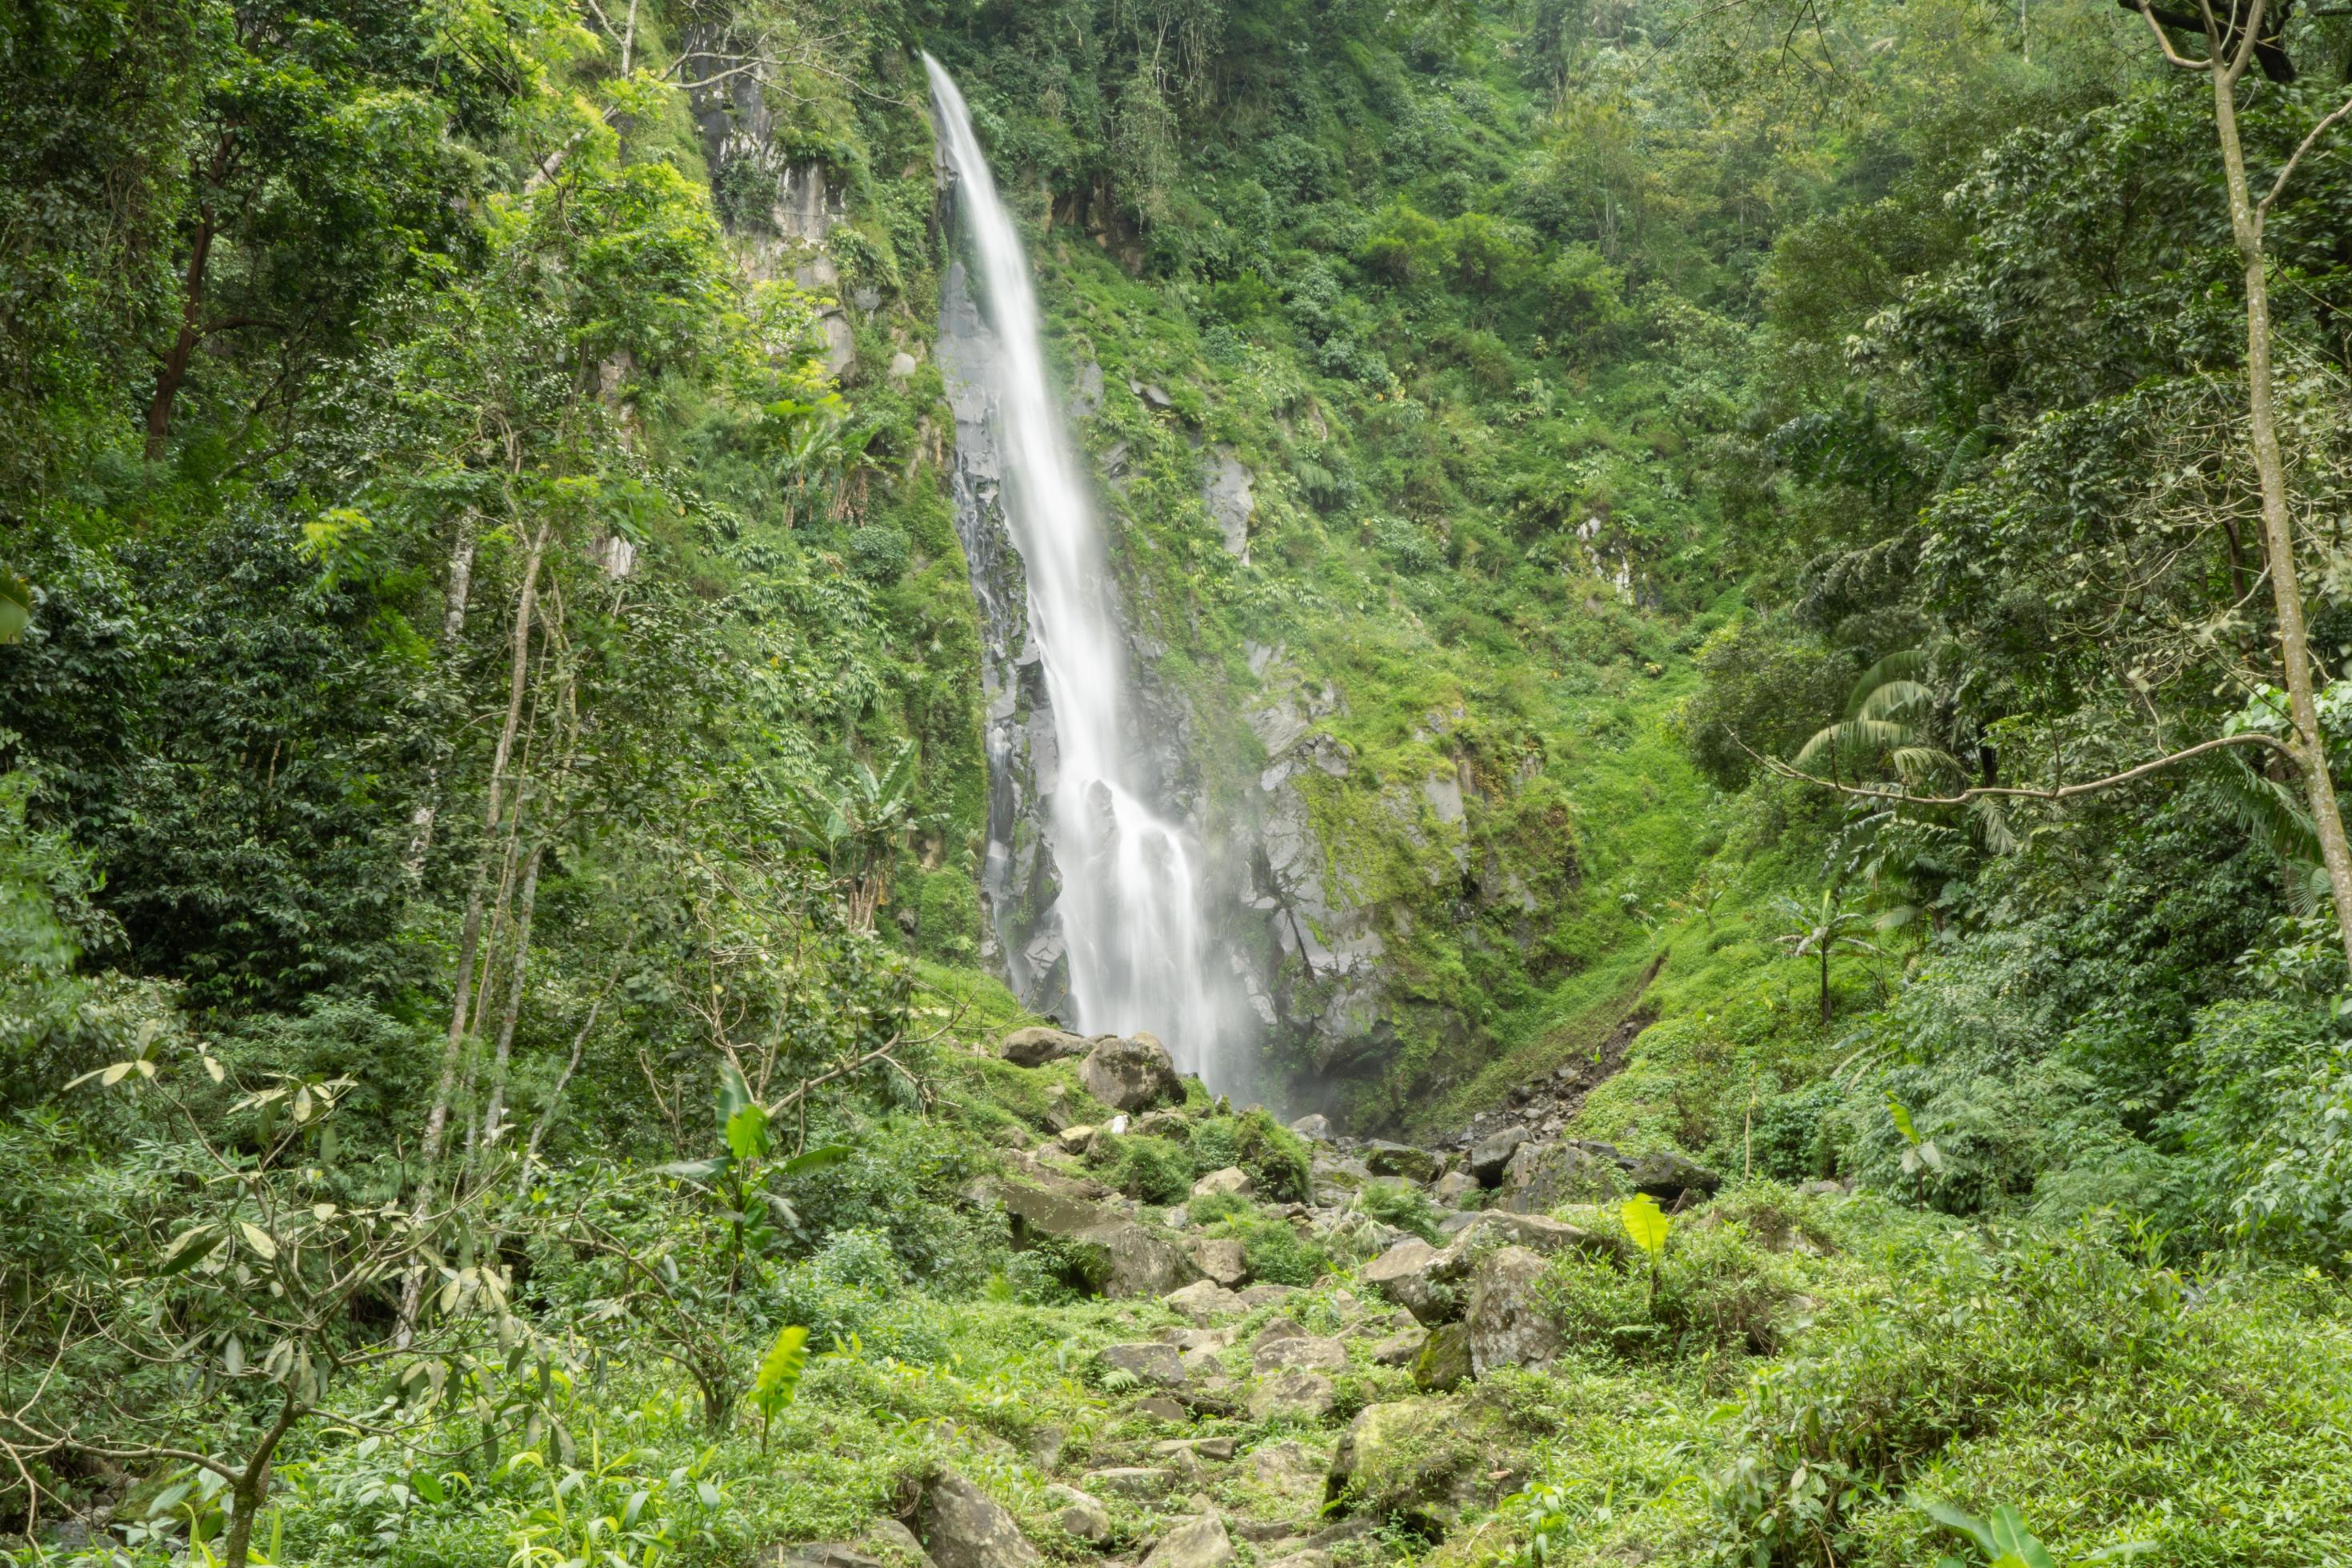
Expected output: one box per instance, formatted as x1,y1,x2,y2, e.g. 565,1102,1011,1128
1743,728,2299,807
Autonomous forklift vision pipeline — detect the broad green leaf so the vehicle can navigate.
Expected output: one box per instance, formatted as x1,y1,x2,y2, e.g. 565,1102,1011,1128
1620,1193,1670,1262
781,1142,851,1176
154,1226,225,1277
238,1221,278,1260
753,1324,810,1415
726,1100,770,1161
1887,1095,1921,1146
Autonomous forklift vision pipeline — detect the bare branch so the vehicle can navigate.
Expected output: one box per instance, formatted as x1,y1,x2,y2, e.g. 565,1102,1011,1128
1747,728,2299,806
2262,90,2352,214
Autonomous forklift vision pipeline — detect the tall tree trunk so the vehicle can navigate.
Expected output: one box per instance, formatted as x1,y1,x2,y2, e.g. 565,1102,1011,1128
144,206,215,462
2208,66,2352,970
401,516,550,1341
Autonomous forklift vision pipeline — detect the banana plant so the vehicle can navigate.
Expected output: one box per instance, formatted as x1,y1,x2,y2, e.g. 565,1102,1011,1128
1918,1499,2151,1567
1620,1193,1671,1306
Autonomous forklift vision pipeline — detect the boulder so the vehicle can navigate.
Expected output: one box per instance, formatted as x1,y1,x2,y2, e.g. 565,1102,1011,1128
1248,1370,1337,1421
1101,1342,1188,1388
1001,1027,1090,1067
1325,1398,1498,1529
1163,1278,1245,1322
1252,1316,1307,1347
1056,1126,1097,1154
1154,1436,1238,1462
1464,1246,1564,1375
1430,1170,1479,1206
1411,1322,1471,1392
1360,1239,1457,1326
1626,1150,1723,1204
1190,1237,1248,1286
1237,1282,1298,1309
1246,1440,1324,1505
1359,1141,1439,1183
1079,1034,1186,1112
1136,1394,1188,1422
1499,1140,1622,1213
1289,1113,1332,1139
1369,1330,1424,1367
1253,1334,1347,1375
1045,1487,1110,1546
989,1177,1201,1298
1467,1126,1530,1186
1140,1514,1233,1568
1191,1166,1254,1200
868,1521,937,1568
1263,1554,1334,1568
1448,1210,1630,1267
1179,1347,1235,1388
920,1473,1042,1568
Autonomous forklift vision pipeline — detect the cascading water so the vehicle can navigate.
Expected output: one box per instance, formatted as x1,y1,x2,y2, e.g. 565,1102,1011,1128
926,55,1238,1087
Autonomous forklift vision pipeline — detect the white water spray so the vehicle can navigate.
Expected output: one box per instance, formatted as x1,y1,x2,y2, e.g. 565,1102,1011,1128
926,55,1234,1086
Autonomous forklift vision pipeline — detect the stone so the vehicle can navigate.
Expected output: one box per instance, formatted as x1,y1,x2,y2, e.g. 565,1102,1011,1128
1253,1316,1307,1347
1057,1126,1097,1154
1137,1394,1188,1422
1136,382,1175,410
868,1520,936,1568
1430,1170,1479,1206
1246,1440,1325,1504
1248,1370,1336,1421
1030,1425,1067,1471
1140,1514,1232,1568
1625,1150,1723,1204
1360,1239,1457,1326
1046,1487,1111,1546
1203,445,1255,559
1191,1238,1247,1286
1359,1141,1439,1183
1369,1330,1423,1367
1463,1246,1565,1375
920,1473,1042,1568
1499,1140,1622,1213
1468,1126,1530,1186
1448,1210,1632,1267
987,1177,1201,1298
761,1545,882,1568
1178,1348,1234,1388
1101,1342,1188,1388
1191,1166,1254,1200
1325,1399,1493,1528
1132,1109,1190,1138
1253,1335,1348,1375
1411,1322,1472,1392
1079,1034,1185,1112
1082,1466,1174,1499
1154,1436,1238,1462
1163,1279,1245,1322
1002,1026,1091,1067
1263,1554,1334,1568
1288,1113,1331,1139
889,350,920,381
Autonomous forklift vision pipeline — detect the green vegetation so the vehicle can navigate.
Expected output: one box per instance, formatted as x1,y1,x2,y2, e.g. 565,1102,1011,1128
10,0,2352,1565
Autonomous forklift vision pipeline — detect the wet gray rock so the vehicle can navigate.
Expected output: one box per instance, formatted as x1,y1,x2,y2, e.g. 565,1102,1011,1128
1499,1140,1623,1213
920,1473,1042,1568
1079,1034,1185,1112
1203,446,1255,559
1464,1246,1564,1375
1288,1113,1331,1140
1001,1026,1091,1067
1430,1170,1480,1206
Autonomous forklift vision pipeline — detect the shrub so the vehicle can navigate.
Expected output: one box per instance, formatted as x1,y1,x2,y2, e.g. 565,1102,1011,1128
1088,1132,1195,1204
1358,1178,1442,1242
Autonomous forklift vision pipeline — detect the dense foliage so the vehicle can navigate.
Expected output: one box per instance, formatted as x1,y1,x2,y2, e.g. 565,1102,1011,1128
8,0,2352,1564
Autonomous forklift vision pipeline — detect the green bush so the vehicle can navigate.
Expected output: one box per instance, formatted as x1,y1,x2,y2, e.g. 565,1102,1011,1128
1088,1132,1195,1204
1359,1178,1443,1242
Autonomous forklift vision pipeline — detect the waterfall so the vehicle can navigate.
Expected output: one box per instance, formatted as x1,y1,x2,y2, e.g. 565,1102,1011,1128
926,55,1238,1088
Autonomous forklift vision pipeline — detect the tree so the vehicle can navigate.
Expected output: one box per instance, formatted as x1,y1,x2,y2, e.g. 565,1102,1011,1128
1771,886,1881,1025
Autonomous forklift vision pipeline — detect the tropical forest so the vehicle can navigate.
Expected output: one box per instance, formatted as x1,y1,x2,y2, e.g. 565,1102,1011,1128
6,0,2352,1562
